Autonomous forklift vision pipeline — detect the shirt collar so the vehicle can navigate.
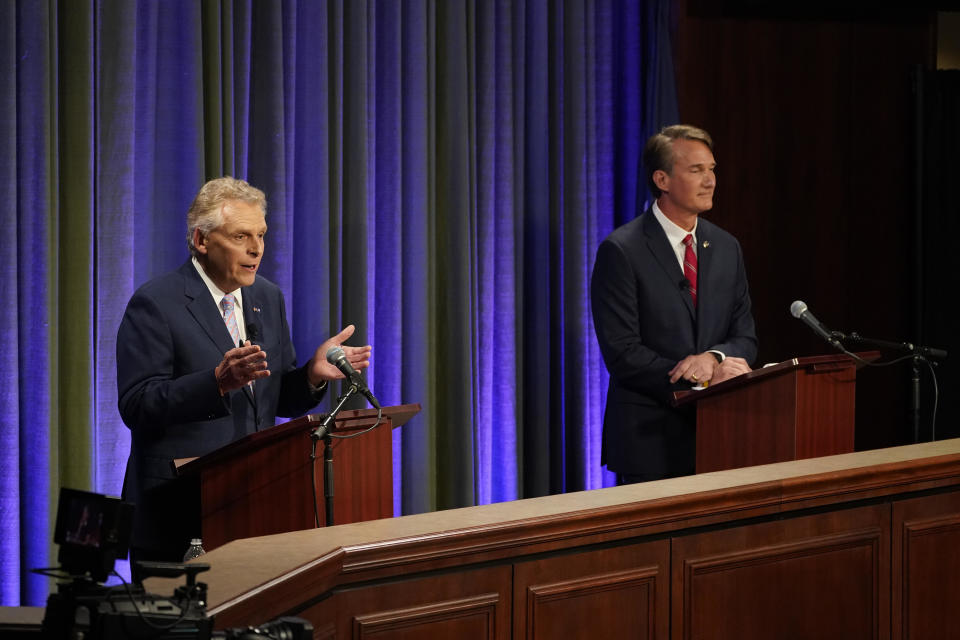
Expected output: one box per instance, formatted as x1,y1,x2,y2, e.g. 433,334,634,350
191,256,243,310
652,200,698,249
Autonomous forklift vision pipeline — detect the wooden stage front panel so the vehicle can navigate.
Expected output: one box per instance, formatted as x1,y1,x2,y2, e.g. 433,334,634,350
147,440,960,639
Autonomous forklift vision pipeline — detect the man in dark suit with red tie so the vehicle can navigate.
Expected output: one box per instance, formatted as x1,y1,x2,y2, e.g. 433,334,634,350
591,125,757,484
117,177,371,567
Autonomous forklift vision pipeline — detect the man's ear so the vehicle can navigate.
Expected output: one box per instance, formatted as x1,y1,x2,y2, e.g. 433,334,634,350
192,228,208,255
653,169,670,193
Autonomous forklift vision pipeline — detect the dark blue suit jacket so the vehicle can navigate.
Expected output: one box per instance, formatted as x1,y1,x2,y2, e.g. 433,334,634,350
590,210,757,478
117,260,321,554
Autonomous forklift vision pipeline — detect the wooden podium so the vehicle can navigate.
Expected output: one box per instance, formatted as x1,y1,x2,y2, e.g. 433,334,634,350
674,354,874,473
174,403,420,550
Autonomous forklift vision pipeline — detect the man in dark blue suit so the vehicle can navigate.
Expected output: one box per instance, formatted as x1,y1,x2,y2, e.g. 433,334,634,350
117,177,371,565
591,125,757,484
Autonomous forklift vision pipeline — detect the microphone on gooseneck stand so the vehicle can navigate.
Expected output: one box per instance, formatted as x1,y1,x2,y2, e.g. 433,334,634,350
789,300,841,348
326,346,381,410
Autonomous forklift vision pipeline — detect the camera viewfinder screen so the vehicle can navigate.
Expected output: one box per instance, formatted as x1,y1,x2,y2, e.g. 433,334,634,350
62,495,104,548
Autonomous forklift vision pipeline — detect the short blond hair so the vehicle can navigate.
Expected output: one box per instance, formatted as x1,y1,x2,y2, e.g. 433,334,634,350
186,177,267,257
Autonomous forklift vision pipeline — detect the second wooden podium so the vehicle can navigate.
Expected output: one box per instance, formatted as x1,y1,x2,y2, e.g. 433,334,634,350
175,403,420,550
674,354,874,473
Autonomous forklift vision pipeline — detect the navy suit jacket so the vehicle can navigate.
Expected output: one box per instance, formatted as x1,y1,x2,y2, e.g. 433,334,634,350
117,260,321,554
590,209,757,477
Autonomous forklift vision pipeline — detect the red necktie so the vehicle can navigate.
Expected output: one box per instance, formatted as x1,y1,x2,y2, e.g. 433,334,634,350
683,234,697,307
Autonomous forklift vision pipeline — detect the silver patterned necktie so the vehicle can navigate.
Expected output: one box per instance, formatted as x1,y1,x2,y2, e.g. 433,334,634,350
221,294,240,346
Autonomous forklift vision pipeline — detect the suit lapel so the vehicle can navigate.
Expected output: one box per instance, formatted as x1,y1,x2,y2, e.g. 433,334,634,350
181,260,261,418
694,221,715,348
641,212,696,322
181,261,236,355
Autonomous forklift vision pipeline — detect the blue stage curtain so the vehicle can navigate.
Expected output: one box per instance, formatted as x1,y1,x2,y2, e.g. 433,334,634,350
0,0,676,605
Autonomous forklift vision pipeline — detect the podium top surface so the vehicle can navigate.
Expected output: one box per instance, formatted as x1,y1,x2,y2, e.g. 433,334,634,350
672,351,879,406
174,402,420,476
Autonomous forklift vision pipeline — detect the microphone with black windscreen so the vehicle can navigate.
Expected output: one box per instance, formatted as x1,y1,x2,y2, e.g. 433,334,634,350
246,322,261,345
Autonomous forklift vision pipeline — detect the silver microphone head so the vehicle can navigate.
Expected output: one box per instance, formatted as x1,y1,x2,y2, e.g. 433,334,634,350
325,346,345,364
790,300,808,318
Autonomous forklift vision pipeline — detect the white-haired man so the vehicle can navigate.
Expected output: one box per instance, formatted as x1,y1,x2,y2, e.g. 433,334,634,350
117,176,371,569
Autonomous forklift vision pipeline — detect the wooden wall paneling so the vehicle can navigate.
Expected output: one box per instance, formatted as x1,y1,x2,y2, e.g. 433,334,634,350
671,504,891,640
672,0,935,448
892,491,960,640
513,541,670,640
300,565,511,639
176,443,960,632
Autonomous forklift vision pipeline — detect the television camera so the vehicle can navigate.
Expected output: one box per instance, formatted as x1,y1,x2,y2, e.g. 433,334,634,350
36,487,311,640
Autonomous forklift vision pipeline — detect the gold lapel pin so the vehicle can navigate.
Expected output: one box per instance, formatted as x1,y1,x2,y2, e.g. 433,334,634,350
702,240,710,248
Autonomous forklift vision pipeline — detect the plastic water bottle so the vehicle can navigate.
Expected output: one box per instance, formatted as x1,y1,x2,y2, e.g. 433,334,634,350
183,538,206,561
